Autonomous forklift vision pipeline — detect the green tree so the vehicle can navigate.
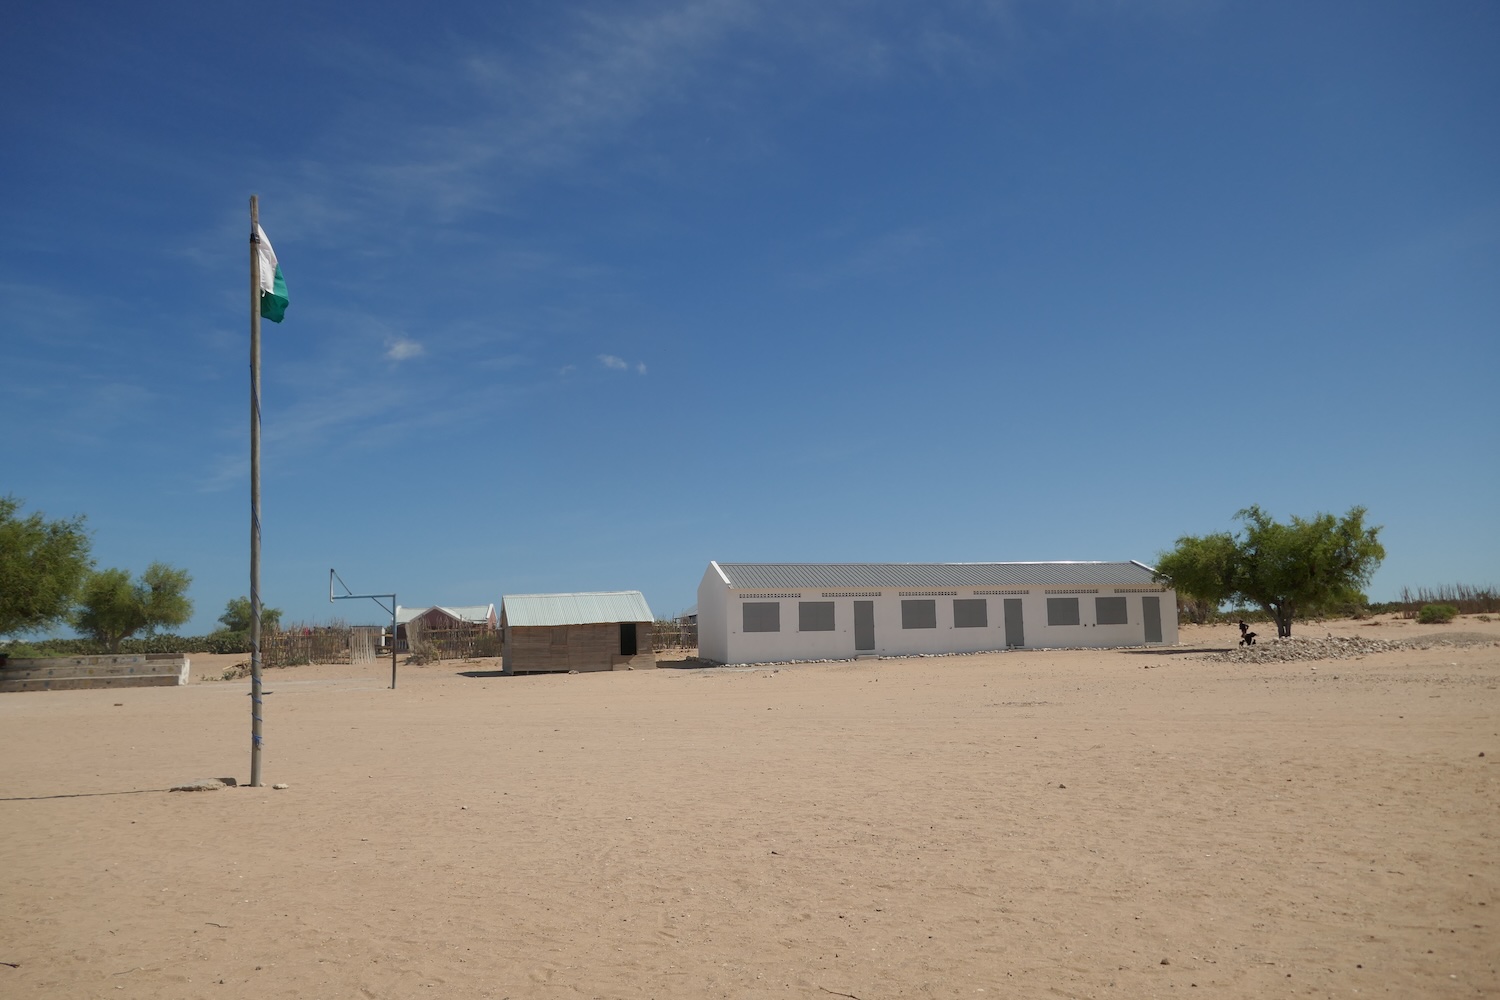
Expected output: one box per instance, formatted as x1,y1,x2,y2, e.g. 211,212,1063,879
1155,505,1385,638
218,595,282,634
73,562,194,652
0,496,93,638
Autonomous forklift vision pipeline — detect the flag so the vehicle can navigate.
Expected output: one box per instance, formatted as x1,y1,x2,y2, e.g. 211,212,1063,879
256,224,289,323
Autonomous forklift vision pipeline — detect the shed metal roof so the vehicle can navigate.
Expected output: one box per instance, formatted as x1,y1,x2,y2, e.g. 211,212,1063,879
713,561,1161,591
502,591,655,628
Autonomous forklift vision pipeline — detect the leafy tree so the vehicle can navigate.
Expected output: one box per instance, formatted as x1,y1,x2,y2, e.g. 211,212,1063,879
73,562,194,652
1155,505,1385,638
0,496,93,638
218,595,282,634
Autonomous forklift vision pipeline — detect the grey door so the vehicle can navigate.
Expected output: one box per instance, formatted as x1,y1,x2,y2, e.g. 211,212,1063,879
1142,596,1162,644
1003,599,1024,647
854,601,875,652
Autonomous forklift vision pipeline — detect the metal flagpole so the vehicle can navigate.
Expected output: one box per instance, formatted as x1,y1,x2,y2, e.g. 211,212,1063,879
249,195,265,787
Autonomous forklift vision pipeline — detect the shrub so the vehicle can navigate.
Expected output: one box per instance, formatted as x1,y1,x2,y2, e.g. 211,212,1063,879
1417,603,1459,624
1,641,69,658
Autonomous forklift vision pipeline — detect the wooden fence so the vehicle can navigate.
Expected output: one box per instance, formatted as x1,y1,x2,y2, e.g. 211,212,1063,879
652,620,697,651
404,620,503,661
263,629,352,667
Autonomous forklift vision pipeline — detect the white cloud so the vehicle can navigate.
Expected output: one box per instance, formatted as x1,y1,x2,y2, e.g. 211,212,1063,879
386,337,425,361
598,354,648,375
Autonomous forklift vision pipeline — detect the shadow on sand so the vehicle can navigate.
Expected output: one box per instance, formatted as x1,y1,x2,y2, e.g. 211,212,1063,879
1,787,170,803
457,657,710,676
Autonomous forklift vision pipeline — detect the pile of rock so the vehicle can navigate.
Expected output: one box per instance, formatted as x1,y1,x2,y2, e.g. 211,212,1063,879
1205,632,1496,664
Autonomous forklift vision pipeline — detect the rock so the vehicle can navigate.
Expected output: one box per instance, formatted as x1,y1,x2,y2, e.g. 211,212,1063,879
272,783,289,790
170,779,229,792
1201,633,1496,666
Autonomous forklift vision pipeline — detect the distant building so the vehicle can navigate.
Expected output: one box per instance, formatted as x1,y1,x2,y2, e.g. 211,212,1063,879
697,561,1176,665
500,591,656,674
391,604,497,649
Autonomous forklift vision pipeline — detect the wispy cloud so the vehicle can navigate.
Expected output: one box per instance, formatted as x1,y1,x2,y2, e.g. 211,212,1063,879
598,354,648,375
792,223,940,288
385,337,425,361
294,1,764,223
234,3,1049,260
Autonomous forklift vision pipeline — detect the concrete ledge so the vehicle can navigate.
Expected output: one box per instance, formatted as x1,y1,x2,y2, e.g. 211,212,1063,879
0,654,191,693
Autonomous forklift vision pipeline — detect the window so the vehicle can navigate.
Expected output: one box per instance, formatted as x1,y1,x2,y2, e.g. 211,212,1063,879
1095,596,1128,626
1047,597,1080,626
953,598,988,628
619,622,638,656
743,602,780,633
799,601,835,632
901,599,937,629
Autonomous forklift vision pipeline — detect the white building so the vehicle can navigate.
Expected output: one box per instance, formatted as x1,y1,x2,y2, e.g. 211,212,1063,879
697,561,1176,665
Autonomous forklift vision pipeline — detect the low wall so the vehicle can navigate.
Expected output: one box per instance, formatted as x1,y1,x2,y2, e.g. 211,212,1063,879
0,653,191,693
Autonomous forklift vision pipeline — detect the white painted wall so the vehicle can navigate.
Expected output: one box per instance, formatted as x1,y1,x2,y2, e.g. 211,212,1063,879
696,563,731,663
697,575,1177,665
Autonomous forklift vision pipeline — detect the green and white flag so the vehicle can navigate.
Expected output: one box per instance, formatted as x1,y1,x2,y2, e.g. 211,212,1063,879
256,224,289,323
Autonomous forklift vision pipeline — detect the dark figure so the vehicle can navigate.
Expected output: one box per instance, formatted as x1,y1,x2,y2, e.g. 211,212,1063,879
1238,620,1257,646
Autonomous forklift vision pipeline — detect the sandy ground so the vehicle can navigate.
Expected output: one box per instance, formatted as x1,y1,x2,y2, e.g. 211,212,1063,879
1,616,1496,999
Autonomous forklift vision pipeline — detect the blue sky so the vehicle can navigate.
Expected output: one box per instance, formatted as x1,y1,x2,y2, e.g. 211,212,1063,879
3,1,1496,633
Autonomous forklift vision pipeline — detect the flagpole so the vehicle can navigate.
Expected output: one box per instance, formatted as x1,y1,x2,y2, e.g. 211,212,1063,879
249,195,265,788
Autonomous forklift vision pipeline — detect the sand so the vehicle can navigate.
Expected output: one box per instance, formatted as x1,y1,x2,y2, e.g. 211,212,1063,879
1,616,1496,999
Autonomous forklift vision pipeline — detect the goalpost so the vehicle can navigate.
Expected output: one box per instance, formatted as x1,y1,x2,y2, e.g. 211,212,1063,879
329,569,398,689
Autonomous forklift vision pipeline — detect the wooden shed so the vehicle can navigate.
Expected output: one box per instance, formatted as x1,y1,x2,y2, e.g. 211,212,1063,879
500,591,656,674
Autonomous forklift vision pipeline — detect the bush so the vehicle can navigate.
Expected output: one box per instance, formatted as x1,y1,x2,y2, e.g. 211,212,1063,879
1,641,70,658
1,632,251,657
1417,603,1459,624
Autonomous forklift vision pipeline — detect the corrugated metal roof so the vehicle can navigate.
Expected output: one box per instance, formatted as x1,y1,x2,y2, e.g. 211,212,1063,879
395,604,495,625
502,591,655,628
713,562,1161,590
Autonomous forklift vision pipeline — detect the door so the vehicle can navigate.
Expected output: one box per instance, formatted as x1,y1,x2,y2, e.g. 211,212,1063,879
854,601,875,652
1004,599,1024,647
1142,596,1162,644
